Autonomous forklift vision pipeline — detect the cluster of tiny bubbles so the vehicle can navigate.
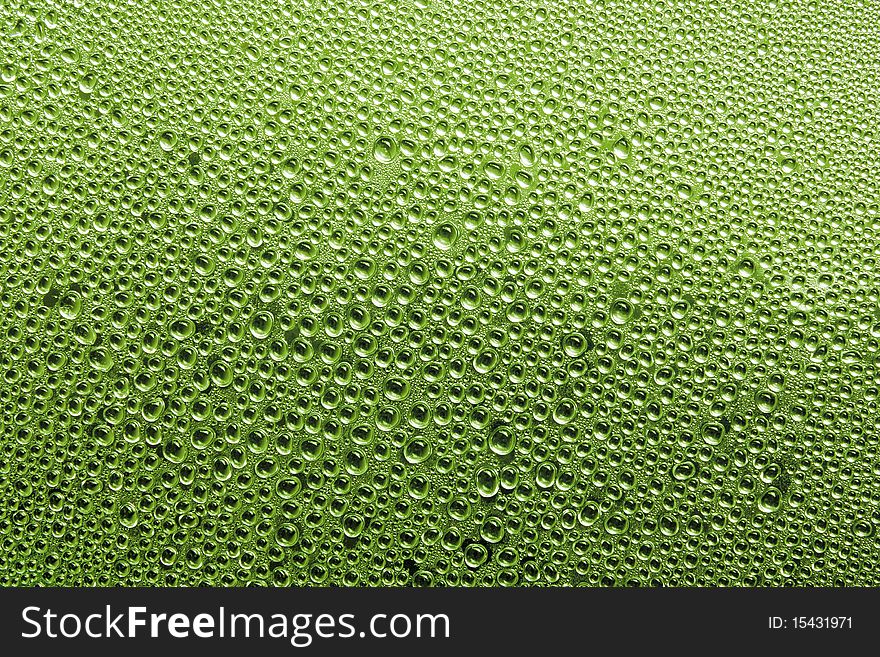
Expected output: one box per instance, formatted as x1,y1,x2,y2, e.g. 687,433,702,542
0,0,879,587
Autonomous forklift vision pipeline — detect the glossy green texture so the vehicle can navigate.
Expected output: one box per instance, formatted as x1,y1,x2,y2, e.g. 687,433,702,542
0,0,878,586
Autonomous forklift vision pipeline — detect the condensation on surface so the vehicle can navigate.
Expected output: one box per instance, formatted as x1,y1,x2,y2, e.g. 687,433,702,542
0,0,879,586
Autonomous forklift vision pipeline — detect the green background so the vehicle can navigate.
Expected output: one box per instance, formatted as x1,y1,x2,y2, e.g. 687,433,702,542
1,0,878,586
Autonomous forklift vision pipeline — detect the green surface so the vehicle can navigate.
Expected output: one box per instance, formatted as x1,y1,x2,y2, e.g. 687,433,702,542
1,0,879,586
